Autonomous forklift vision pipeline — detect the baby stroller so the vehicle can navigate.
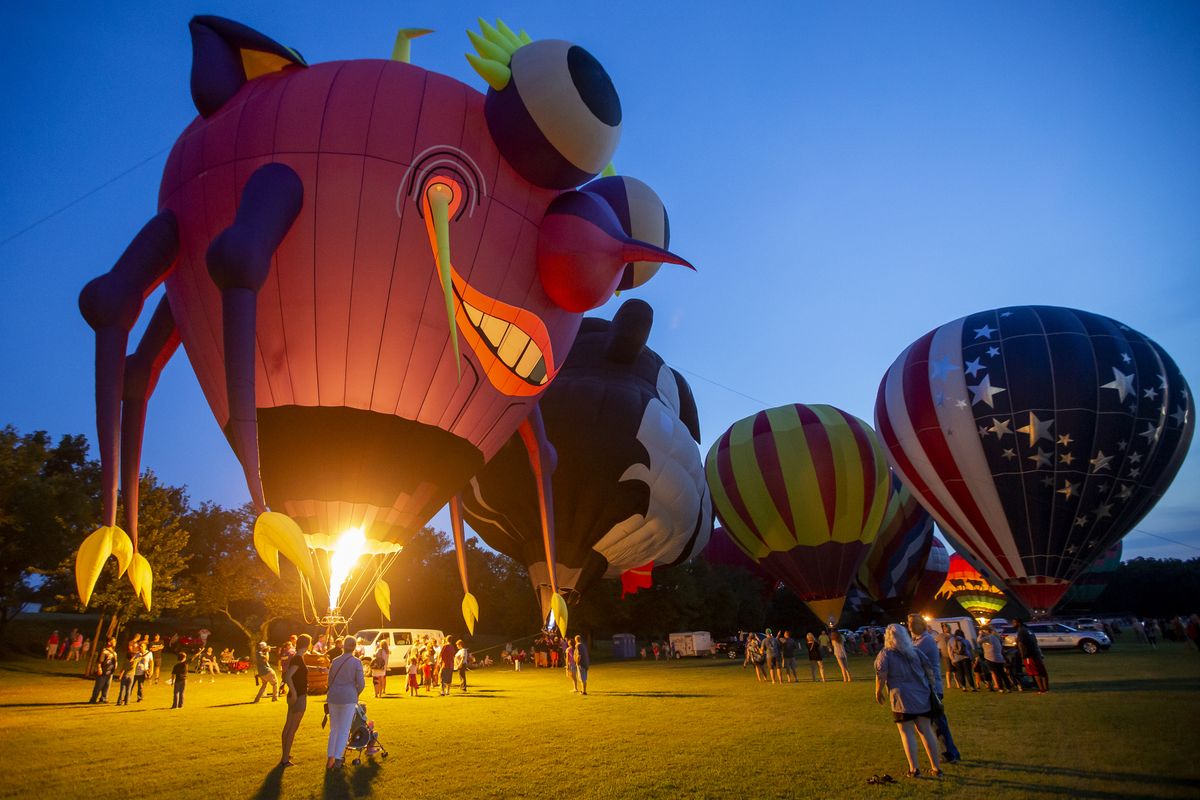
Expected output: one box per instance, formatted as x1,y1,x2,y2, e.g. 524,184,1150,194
344,702,388,765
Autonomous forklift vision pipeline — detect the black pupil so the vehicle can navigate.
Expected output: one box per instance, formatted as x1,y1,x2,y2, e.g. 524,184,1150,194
567,45,621,127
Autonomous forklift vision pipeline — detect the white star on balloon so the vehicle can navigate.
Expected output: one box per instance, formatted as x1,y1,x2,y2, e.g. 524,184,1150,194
1074,515,1088,527
964,357,985,378
974,324,997,340
1143,387,1159,401
987,346,1000,358
1128,452,1142,464
1101,367,1135,402
1121,353,1132,364
1001,448,1016,460
988,418,1012,438
1057,433,1073,447
1089,451,1113,472
1017,412,1054,446
1117,484,1133,500
1094,503,1113,520
968,375,1006,408
1027,448,1052,468
956,399,969,409
929,355,958,380
1172,406,1189,426
1057,480,1078,500
1139,422,1160,443
1059,452,1075,466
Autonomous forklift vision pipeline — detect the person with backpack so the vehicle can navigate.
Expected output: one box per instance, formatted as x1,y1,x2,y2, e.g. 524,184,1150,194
947,630,976,691
89,638,118,703
371,640,389,698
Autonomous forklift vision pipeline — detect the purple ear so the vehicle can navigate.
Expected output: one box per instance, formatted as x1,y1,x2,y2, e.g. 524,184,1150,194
189,15,306,118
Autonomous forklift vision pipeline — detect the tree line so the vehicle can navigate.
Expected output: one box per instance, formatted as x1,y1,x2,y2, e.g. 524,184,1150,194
2,424,1196,654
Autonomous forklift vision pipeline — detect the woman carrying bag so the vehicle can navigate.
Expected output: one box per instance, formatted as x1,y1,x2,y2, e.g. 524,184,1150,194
325,635,365,770
874,623,943,779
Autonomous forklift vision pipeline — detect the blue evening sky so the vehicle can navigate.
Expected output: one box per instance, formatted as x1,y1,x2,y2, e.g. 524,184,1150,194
1,2,1197,560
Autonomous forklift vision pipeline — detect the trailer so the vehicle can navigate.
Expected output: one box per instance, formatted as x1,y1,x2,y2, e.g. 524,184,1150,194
668,631,714,657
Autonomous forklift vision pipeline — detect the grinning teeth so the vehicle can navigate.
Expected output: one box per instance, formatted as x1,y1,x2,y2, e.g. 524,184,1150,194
458,292,550,386
464,303,483,327
480,316,507,348
515,341,542,376
497,327,530,367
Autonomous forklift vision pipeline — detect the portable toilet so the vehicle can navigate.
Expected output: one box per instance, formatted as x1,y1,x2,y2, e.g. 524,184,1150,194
612,633,637,659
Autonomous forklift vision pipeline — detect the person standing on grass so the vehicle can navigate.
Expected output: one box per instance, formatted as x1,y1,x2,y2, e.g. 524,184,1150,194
936,625,953,690
907,615,961,764
46,630,59,660
131,643,152,702
149,634,164,684
745,635,766,682
818,629,831,657
978,627,1011,692
170,651,188,708
831,630,852,682
1013,619,1049,694
575,635,589,695
806,633,826,682
780,631,799,683
326,635,366,770
67,629,83,661
438,636,457,696
764,630,782,684
90,638,118,704
948,630,976,691
371,640,389,698
280,633,310,767
454,640,469,692
565,637,578,692
1145,619,1160,649
115,647,137,706
875,623,943,779
406,657,420,697
253,642,279,703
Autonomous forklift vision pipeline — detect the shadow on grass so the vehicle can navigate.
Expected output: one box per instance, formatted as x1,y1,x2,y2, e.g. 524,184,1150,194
950,771,1184,800
596,691,711,698
1047,677,1200,693
252,764,284,800
0,662,90,679
208,701,259,708
321,760,381,799
0,700,93,708
965,759,1198,789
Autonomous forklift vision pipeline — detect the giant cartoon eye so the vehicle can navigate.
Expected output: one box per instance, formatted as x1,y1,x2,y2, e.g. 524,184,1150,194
581,176,670,291
468,24,621,190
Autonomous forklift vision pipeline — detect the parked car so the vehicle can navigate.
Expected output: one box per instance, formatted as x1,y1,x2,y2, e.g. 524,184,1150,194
1074,618,1104,631
354,627,445,672
1002,622,1111,654
714,638,745,659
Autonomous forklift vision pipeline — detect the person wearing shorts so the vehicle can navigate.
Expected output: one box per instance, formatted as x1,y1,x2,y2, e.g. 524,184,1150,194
1013,619,1049,694
253,642,278,702
875,624,942,779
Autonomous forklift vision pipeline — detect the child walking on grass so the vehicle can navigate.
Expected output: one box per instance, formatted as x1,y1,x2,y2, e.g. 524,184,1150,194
407,657,420,697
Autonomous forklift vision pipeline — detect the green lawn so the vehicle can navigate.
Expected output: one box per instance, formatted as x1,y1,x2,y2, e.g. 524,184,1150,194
1,643,1197,799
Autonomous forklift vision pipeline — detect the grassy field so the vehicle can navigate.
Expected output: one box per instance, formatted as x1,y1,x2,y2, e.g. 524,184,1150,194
1,643,1197,799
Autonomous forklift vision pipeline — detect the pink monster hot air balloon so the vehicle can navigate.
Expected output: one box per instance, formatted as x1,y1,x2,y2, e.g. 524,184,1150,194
74,16,693,628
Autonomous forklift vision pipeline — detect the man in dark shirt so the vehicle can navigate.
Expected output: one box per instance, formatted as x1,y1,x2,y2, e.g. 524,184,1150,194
1013,619,1049,694
438,636,457,696
171,652,188,708
89,638,118,703
574,635,590,696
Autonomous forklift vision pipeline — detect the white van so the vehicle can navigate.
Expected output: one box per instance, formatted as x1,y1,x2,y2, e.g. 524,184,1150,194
353,628,445,672
929,616,979,645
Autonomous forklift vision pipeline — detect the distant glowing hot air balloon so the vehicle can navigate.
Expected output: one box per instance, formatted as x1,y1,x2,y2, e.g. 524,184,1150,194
706,403,890,625
877,306,1193,613
857,474,936,615
935,553,1009,622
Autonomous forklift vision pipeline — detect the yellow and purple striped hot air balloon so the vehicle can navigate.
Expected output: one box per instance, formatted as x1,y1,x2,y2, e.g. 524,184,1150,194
705,403,891,625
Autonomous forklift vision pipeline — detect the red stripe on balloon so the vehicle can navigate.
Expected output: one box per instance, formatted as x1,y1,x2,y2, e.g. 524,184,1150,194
897,331,1017,577
715,430,764,550
795,404,837,535
752,410,797,541
836,407,879,534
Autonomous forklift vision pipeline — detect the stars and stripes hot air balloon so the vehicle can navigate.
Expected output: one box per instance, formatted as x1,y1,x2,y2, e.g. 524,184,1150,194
705,404,891,626
876,306,1194,613
856,474,936,616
